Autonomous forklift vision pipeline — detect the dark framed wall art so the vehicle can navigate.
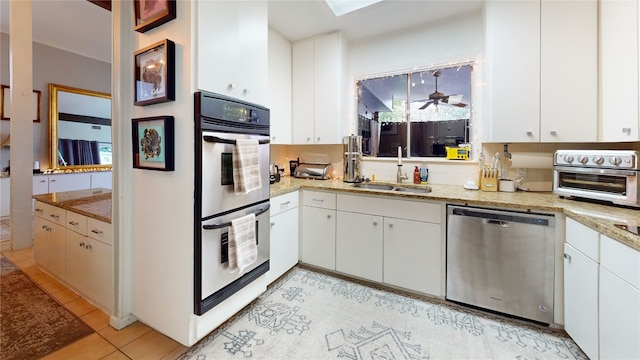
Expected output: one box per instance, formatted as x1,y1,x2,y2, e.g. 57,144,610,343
132,115,175,171
134,0,176,33
0,85,41,122
134,39,175,106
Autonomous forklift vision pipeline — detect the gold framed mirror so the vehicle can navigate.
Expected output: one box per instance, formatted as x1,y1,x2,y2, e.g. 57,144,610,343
49,83,112,170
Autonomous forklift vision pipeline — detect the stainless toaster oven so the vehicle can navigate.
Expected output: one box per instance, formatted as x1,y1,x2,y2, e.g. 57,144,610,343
553,150,639,208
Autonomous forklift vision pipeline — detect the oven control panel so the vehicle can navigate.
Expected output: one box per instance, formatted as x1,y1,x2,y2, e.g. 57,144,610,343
554,150,638,169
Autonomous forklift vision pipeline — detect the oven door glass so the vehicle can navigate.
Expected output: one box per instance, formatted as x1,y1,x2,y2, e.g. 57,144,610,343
201,131,270,217
557,170,628,195
200,202,270,301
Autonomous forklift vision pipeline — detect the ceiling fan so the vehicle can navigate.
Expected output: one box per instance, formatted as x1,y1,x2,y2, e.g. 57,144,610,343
418,70,467,110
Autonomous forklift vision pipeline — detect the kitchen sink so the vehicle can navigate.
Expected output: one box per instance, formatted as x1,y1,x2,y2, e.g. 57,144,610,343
350,183,431,194
351,183,395,191
393,186,432,194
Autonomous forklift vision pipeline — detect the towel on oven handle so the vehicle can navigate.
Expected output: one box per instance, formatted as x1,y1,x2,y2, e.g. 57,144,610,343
233,138,262,194
229,213,257,274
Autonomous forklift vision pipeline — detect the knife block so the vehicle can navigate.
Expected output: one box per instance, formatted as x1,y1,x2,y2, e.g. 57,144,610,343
479,170,498,192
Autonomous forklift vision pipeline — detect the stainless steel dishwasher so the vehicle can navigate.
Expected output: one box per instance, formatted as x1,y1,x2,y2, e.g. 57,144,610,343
446,205,555,324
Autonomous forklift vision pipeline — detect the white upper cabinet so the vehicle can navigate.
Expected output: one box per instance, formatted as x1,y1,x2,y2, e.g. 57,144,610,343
268,28,293,144
540,0,597,142
601,0,639,141
292,32,347,144
195,1,268,106
487,0,597,143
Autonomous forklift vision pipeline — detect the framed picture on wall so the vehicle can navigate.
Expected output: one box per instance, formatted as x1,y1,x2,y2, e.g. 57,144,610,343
0,85,41,122
134,39,175,106
134,0,176,33
132,115,175,171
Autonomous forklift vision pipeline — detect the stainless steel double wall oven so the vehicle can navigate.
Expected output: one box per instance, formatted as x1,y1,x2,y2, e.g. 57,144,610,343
194,91,270,316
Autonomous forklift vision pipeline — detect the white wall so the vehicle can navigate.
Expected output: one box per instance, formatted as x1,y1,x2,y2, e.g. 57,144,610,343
0,33,110,170
347,10,485,185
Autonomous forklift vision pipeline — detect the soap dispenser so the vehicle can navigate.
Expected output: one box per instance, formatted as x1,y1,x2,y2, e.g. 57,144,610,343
413,166,420,184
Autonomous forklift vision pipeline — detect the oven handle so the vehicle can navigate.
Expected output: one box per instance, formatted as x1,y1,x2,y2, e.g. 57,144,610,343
554,166,638,177
202,204,270,230
203,135,270,145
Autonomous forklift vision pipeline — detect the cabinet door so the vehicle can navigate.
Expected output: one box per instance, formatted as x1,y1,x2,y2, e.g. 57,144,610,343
49,173,91,193
33,216,50,269
563,243,599,360
48,222,66,281
65,230,88,292
313,33,341,144
600,267,640,360
292,40,315,144
336,211,383,282
85,238,113,313
300,206,335,270
486,0,540,142
268,207,299,284
237,1,267,105
32,176,49,195
384,218,442,296
540,0,597,142
268,28,293,144
601,0,639,141
0,178,9,217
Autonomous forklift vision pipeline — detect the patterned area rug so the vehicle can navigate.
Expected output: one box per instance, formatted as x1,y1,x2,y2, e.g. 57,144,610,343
0,257,94,360
178,267,587,359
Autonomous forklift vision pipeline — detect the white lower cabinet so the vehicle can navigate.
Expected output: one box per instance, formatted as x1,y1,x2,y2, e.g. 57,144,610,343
336,211,383,282
599,235,640,360
564,218,640,359
300,190,336,270
34,200,113,313
384,217,441,295
336,193,443,296
563,242,599,359
268,191,299,284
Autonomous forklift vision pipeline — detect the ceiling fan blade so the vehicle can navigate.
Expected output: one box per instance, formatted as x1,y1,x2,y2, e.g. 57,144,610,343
419,101,434,110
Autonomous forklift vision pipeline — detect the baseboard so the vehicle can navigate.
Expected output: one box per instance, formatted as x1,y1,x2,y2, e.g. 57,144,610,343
110,313,138,330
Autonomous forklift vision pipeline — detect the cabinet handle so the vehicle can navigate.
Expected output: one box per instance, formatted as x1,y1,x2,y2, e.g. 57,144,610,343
550,130,557,136
79,242,85,248
622,127,632,135
563,253,571,262
388,223,393,228
312,198,324,203
50,179,56,182
307,137,311,141
91,229,103,235
68,221,79,226
317,137,320,142
50,214,59,219
35,208,43,213
326,215,331,219
86,244,92,251
526,131,533,136
39,180,46,183
41,225,48,230
280,201,291,206
373,221,378,226
270,222,275,227
228,83,235,90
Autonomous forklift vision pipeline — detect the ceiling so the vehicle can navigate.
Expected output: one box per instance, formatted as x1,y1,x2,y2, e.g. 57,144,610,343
0,0,483,64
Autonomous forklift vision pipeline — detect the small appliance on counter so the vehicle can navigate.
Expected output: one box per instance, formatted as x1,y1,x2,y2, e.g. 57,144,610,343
270,163,280,184
446,145,470,160
294,162,333,180
343,135,363,183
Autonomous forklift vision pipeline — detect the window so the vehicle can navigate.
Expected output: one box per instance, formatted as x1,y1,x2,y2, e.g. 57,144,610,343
357,64,472,158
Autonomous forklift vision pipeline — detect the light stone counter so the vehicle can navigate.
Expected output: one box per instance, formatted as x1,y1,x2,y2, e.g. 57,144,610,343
271,176,640,252
33,188,111,223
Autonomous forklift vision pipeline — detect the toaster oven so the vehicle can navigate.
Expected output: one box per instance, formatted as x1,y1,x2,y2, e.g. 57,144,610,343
553,150,640,208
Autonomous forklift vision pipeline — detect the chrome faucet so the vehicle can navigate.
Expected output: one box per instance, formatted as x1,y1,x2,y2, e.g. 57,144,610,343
397,165,408,183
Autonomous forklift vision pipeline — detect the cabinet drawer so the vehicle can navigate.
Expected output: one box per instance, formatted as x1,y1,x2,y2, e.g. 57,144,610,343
65,211,87,236
302,190,336,209
87,218,112,245
566,218,599,262
270,191,299,217
337,194,441,223
601,235,640,289
34,202,66,226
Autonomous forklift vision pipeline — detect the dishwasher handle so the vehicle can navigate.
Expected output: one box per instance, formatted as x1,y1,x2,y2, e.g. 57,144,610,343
485,219,512,228
450,207,553,227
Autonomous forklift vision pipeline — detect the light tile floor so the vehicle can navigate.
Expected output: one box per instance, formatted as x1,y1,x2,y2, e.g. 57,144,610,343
1,247,189,360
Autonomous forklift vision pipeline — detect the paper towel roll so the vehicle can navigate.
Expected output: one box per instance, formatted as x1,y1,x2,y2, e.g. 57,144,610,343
509,152,553,169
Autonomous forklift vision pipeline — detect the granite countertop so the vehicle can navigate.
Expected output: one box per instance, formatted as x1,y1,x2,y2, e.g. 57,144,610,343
33,188,112,223
271,176,640,252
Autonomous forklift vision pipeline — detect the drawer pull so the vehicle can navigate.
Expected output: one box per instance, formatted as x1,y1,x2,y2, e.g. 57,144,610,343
79,242,85,248
85,244,92,251
280,201,291,206
563,253,571,262
373,221,378,226
50,214,59,219
35,208,44,213
313,198,324,202
388,223,393,228
68,221,79,226
270,222,275,227
91,229,104,235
